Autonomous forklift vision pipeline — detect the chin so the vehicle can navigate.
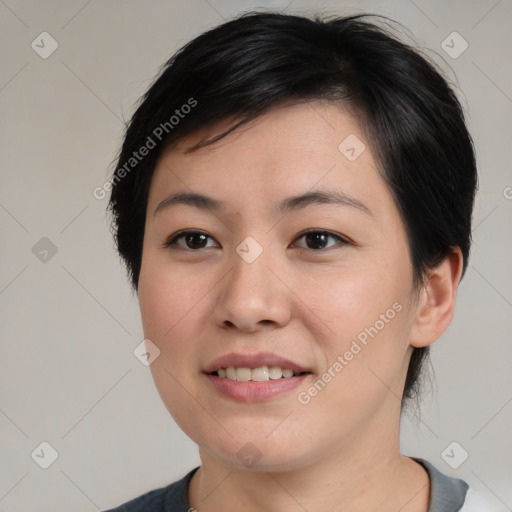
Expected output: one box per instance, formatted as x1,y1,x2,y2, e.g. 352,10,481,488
196,430,317,473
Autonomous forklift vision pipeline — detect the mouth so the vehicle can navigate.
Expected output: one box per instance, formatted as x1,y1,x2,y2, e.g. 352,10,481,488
202,352,313,402
203,351,312,379
209,366,312,381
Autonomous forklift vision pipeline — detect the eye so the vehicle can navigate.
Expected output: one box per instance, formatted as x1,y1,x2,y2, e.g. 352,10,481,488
292,230,349,251
163,230,219,250
163,230,349,251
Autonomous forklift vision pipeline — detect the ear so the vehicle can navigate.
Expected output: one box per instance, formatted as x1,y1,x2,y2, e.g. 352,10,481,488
409,247,464,348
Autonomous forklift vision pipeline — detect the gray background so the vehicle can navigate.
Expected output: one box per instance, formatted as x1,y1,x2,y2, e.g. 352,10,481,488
0,0,511,510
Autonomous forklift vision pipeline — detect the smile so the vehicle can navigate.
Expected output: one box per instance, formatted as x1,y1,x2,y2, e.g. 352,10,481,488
203,352,313,402
212,366,310,381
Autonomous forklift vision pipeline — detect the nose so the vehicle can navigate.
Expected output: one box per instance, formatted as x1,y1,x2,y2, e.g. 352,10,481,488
213,243,292,333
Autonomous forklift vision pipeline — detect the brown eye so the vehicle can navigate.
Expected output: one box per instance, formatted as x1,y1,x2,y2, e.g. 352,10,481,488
163,231,219,250
183,232,208,249
294,230,348,250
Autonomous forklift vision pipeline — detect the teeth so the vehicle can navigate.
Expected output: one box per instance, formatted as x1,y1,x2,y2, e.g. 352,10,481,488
251,366,269,381
215,365,305,381
236,367,252,382
269,366,282,379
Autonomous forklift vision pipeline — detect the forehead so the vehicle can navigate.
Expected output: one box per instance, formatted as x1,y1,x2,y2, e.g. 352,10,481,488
150,101,391,217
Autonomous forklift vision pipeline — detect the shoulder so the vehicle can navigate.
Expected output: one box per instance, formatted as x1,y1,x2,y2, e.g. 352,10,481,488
103,467,199,512
413,457,468,511
413,458,499,512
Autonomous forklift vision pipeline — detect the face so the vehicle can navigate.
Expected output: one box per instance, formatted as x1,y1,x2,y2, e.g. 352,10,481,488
138,101,419,471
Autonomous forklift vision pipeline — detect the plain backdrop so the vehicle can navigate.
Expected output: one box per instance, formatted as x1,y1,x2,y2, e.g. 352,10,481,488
1,1,511,510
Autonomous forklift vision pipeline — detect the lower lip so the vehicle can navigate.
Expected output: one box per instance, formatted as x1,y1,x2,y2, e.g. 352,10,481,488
204,373,311,403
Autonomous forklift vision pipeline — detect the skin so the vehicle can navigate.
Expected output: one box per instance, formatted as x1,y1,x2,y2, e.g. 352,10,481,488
138,100,463,511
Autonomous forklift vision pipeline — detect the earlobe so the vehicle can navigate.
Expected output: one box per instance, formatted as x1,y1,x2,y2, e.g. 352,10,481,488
409,248,464,348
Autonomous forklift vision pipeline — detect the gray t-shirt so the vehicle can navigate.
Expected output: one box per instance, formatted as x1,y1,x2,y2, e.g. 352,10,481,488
104,457,469,512
414,458,468,511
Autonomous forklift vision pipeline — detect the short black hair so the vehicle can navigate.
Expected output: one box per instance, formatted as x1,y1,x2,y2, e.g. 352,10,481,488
108,11,478,411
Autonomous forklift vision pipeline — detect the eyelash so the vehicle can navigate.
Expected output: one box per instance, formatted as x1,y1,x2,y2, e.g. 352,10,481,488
162,229,350,252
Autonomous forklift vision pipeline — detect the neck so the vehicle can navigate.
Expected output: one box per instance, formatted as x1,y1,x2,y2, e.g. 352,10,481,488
188,422,430,512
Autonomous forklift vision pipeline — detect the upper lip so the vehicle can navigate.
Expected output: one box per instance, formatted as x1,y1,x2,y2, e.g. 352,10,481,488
203,352,311,374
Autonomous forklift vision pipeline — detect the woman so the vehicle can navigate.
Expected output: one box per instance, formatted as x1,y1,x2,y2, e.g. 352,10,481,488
105,11,486,511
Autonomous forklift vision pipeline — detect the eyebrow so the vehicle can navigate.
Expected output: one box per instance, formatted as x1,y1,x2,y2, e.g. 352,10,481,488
154,189,372,217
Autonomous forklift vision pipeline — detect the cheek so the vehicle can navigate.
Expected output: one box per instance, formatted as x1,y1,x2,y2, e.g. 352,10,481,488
296,256,410,341
138,256,210,433
292,258,414,403
138,253,207,367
